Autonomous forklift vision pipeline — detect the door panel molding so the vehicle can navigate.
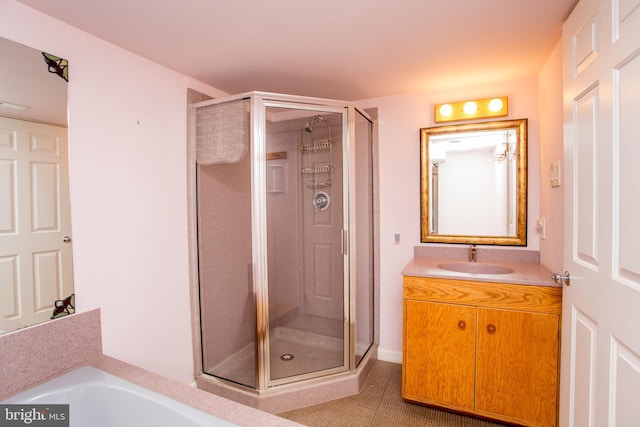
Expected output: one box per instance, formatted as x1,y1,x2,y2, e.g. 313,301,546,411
573,86,599,269
570,307,597,427
612,51,640,291
609,338,640,425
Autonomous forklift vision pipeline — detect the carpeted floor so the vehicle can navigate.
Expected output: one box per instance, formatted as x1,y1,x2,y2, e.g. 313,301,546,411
277,360,508,427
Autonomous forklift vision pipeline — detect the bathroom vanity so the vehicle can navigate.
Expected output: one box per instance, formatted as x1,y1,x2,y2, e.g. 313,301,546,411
402,252,561,427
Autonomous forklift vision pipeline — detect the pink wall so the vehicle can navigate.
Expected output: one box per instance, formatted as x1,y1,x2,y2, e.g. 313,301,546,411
538,42,565,273
0,0,225,383
357,78,544,361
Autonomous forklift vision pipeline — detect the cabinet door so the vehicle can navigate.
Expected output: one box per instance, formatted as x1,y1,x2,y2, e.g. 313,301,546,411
476,308,559,427
403,300,476,409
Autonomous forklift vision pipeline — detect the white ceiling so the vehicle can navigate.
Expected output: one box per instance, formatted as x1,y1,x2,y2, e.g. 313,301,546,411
15,0,578,101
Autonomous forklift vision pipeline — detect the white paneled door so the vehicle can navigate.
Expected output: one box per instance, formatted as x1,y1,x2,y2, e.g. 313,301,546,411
561,0,640,425
0,117,73,329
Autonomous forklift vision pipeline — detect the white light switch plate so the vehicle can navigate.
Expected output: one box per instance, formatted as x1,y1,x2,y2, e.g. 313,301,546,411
551,161,561,187
537,218,546,240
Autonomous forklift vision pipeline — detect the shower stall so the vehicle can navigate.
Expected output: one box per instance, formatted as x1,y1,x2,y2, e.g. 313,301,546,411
192,92,376,399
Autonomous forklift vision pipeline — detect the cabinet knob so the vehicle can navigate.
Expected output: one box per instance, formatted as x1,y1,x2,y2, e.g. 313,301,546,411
487,324,496,334
458,320,466,330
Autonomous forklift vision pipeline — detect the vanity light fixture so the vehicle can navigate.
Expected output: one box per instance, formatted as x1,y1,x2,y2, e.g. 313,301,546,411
435,96,508,123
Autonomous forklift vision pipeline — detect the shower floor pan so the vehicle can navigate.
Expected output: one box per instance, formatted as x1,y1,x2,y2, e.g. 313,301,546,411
207,326,343,387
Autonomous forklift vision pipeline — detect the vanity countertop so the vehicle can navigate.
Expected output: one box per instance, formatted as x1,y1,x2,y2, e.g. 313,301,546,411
402,256,558,287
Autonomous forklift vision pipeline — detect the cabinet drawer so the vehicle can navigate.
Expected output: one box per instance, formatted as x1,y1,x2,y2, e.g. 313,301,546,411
403,276,562,315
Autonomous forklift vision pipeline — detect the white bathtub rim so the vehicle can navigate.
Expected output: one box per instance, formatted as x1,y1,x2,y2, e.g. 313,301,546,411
2,366,238,427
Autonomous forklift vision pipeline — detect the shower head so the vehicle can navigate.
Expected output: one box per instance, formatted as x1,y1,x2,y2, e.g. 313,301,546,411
304,115,325,133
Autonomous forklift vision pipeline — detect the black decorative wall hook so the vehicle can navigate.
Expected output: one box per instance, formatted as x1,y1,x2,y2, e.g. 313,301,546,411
51,293,75,319
42,52,69,82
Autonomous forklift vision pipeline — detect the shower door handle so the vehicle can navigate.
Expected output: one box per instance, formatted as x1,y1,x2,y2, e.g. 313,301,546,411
341,229,348,256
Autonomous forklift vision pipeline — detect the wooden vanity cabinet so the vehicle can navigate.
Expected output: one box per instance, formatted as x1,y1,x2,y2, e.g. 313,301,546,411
404,300,477,408
402,276,562,427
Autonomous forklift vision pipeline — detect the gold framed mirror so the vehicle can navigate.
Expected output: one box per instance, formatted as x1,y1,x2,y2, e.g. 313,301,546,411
420,118,527,245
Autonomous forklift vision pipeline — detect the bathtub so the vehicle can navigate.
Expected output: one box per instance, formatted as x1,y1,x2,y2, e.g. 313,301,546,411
2,366,237,427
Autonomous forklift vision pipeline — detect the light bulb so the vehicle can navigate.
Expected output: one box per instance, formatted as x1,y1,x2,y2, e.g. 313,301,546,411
488,98,504,112
463,102,477,114
439,104,453,117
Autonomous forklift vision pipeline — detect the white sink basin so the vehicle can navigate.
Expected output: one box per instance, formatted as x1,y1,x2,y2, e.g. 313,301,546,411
437,262,514,275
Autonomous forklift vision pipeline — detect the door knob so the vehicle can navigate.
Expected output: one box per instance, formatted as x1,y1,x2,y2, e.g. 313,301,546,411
552,271,571,286
62,236,71,243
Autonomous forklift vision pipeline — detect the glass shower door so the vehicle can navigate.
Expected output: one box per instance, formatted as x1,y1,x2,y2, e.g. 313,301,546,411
264,103,348,384
353,108,375,367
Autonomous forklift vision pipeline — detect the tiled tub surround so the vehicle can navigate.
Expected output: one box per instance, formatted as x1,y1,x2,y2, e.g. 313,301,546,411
404,245,558,286
0,310,301,427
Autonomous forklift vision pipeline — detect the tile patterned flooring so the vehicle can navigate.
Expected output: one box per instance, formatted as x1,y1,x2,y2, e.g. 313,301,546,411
277,360,508,427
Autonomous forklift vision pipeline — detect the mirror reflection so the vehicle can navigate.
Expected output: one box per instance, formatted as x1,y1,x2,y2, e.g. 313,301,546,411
0,36,73,334
420,119,527,246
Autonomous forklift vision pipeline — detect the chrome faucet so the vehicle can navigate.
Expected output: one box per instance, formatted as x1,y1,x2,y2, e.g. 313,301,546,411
470,245,477,262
